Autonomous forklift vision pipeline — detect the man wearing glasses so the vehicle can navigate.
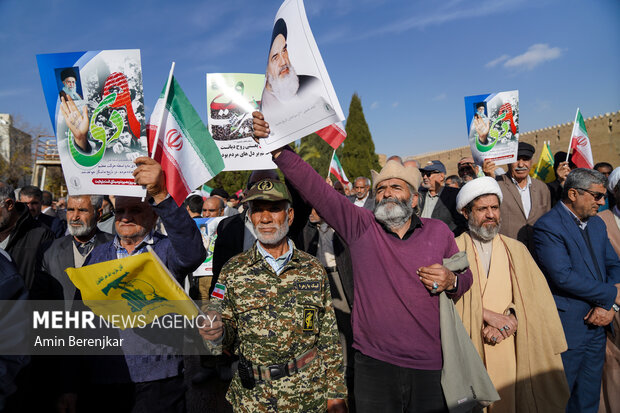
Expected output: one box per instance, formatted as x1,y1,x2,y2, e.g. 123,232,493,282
418,160,466,236
534,168,620,413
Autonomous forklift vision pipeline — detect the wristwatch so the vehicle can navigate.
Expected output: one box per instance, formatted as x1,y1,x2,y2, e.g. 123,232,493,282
612,304,620,313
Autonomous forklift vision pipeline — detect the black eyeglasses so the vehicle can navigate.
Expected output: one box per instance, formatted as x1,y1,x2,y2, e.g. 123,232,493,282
421,171,440,177
575,188,605,201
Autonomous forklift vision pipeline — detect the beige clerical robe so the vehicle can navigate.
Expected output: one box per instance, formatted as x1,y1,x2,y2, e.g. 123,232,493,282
470,236,516,413
455,233,569,413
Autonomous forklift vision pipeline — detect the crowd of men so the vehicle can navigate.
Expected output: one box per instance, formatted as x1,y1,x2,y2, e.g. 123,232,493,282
1,117,619,413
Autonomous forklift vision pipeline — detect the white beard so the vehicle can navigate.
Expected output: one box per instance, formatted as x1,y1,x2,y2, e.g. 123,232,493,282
374,195,414,230
468,216,500,242
68,219,97,237
256,219,289,246
267,65,300,102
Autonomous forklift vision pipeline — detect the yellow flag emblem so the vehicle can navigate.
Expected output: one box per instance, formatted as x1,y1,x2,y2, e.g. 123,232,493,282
530,141,556,184
66,248,198,329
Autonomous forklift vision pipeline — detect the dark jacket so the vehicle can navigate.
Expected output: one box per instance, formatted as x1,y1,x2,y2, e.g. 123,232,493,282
301,222,354,308
534,203,620,349
547,179,563,207
5,203,55,290
0,251,29,411
35,230,113,303
37,213,66,239
418,186,467,236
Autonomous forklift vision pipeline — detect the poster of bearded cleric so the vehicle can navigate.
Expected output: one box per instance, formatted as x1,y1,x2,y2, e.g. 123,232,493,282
258,0,345,152
37,50,148,197
206,73,276,170
464,90,519,166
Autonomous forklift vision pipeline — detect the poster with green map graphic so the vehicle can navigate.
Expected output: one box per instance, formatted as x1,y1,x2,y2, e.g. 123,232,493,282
464,90,519,166
37,49,147,197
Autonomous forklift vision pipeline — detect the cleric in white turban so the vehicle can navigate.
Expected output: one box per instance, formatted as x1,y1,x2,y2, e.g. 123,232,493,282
456,176,503,213
453,175,569,413
608,166,620,193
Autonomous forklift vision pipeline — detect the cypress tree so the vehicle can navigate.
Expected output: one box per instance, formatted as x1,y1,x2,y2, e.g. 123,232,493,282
338,93,380,180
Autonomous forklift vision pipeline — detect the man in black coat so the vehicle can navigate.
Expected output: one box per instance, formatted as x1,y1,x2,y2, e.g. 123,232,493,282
418,160,466,236
0,250,29,413
18,185,65,238
0,182,54,290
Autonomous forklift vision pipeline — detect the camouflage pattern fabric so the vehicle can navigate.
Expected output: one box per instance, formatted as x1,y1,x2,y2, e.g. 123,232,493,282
217,242,346,412
242,179,292,204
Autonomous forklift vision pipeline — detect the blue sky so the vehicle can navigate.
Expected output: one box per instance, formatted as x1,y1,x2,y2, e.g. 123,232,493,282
1,0,618,159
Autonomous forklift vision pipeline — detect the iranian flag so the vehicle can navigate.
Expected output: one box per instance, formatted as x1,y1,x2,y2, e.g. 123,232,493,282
567,108,593,169
329,151,349,186
317,122,346,149
147,75,225,206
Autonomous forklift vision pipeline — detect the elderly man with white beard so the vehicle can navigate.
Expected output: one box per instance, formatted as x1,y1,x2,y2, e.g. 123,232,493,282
249,112,474,413
261,18,320,111
199,178,347,412
38,195,113,304
453,177,569,413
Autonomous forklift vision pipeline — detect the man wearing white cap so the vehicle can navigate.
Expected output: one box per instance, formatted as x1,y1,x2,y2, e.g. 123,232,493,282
454,177,569,413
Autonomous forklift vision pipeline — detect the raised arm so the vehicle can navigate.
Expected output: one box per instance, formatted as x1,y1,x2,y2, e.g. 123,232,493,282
253,111,373,244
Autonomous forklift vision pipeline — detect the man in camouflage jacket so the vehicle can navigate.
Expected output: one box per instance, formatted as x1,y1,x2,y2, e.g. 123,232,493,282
200,179,347,413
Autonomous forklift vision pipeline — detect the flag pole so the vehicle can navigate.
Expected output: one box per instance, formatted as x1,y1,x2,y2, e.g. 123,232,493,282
151,62,176,160
566,108,579,163
327,149,336,179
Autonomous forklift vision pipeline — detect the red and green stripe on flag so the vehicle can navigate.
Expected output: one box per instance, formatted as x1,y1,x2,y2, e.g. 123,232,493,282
147,76,224,205
329,152,349,186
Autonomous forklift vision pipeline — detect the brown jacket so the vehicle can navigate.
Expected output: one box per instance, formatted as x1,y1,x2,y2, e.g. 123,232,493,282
497,174,551,254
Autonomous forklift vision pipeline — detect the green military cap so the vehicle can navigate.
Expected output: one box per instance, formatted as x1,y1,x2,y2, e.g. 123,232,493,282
243,179,292,203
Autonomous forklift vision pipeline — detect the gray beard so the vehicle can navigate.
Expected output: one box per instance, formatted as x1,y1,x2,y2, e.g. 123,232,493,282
267,65,299,102
374,196,414,230
256,220,289,246
468,216,500,242
68,220,97,237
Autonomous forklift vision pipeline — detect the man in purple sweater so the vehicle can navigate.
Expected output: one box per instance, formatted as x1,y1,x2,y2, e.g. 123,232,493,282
253,112,473,413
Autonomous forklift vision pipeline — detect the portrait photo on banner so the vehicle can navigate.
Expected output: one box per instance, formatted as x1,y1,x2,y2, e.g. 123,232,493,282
259,0,344,152
55,66,84,102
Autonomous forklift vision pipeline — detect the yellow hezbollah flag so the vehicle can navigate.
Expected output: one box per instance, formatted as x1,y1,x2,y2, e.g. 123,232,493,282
66,248,198,329
530,141,556,183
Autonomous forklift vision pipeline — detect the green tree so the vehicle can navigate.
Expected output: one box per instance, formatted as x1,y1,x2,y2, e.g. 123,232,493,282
206,170,250,196
294,133,334,178
338,93,380,180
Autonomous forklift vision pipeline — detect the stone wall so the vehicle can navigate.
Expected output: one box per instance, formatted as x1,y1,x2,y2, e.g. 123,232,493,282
380,110,620,176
